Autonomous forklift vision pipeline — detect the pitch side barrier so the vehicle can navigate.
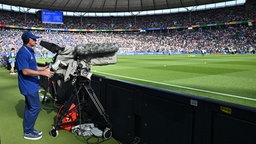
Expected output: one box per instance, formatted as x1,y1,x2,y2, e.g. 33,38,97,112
89,75,256,144
39,73,256,144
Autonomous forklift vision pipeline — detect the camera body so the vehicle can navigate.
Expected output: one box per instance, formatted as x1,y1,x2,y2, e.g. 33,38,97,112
40,41,119,82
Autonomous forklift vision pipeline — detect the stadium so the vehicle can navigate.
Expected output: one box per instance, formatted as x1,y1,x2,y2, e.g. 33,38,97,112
0,0,255,144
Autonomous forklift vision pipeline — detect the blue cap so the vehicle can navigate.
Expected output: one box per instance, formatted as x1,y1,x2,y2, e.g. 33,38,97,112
22,31,40,40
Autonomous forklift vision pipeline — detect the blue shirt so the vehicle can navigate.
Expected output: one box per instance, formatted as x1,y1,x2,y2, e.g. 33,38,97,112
16,45,39,95
8,51,16,63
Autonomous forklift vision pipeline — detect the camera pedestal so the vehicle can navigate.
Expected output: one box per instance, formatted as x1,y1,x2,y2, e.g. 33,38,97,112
50,76,112,139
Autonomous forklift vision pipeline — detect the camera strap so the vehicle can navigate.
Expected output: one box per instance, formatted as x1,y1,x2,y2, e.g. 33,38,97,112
23,46,34,60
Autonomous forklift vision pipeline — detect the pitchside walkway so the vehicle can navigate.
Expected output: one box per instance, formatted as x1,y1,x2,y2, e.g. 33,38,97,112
0,67,120,144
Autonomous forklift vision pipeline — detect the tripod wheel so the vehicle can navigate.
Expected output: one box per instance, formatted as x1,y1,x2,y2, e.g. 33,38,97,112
103,128,112,139
49,127,59,137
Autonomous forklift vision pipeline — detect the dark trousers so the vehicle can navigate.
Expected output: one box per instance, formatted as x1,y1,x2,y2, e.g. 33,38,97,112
23,92,41,134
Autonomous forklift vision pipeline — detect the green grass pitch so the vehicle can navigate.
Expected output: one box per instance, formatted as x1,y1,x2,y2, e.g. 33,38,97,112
90,54,256,108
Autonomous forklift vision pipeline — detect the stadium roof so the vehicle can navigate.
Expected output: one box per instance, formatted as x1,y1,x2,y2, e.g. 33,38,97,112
0,0,233,12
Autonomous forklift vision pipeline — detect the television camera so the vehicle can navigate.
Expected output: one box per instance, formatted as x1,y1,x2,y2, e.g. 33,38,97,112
39,40,119,139
40,40,119,82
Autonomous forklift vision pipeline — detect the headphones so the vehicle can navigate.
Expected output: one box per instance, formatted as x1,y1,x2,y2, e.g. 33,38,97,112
22,31,30,44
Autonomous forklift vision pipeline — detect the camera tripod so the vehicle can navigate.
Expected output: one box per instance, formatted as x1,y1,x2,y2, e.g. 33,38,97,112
49,75,112,139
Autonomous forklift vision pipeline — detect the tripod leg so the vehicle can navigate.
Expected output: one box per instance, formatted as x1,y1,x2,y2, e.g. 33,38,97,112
42,80,50,104
51,81,58,102
83,85,111,126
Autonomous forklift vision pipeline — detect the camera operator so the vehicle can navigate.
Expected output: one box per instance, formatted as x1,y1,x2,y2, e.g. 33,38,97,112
16,31,54,140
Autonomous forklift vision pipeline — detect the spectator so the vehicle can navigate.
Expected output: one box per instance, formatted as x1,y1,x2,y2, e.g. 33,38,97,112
8,47,16,74
1,48,8,68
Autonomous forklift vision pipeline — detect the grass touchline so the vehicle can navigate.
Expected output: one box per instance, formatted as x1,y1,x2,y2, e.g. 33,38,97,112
94,70,256,102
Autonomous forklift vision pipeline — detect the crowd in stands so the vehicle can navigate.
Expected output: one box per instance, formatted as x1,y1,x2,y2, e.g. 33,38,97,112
1,24,255,56
0,5,255,29
0,4,255,65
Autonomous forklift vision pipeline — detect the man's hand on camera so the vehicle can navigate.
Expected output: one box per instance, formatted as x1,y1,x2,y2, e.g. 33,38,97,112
42,68,54,78
38,65,49,71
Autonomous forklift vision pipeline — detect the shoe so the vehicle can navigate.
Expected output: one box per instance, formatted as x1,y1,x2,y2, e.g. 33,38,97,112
33,129,43,136
24,132,42,140
10,72,16,75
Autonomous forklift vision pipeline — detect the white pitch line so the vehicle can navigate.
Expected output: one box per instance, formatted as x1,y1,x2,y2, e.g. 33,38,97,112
94,71,256,102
